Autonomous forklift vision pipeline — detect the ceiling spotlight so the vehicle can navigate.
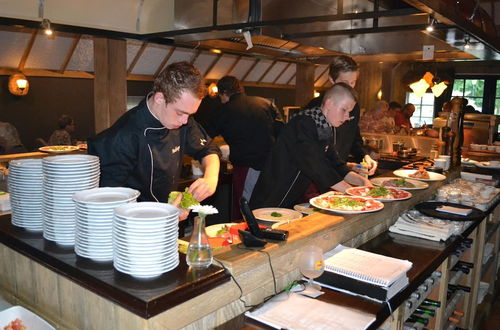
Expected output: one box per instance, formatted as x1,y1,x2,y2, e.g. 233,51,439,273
464,35,471,49
426,17,435,32
41,18,53,36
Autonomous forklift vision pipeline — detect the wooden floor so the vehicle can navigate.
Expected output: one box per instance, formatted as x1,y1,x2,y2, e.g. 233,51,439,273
484,294,500,330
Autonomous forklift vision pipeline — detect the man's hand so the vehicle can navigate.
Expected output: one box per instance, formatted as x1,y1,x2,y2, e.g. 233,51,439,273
188,176,217,202
170,192,190,221
363,154,378,176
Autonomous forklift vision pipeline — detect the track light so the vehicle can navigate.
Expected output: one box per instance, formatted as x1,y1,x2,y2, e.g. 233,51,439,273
41,18,53,36
426,17,435,32
464,35,471,49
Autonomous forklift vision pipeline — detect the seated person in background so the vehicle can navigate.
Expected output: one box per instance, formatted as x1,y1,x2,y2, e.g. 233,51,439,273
359,100,395,134
464,105,480,113
48,115,75,145
0,121,26,154
387,101,402,118
250,83,372,209
394,103,415,134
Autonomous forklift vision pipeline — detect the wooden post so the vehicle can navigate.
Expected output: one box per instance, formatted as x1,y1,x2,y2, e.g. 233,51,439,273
93,37,127,134
295,62,315,107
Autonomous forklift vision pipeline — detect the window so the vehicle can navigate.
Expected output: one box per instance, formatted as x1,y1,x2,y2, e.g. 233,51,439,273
406,92,435,127
451,79,485,111
495,80,500,116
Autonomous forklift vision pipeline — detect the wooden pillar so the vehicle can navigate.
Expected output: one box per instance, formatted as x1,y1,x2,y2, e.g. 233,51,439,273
93,37,127,134
295,63,315,108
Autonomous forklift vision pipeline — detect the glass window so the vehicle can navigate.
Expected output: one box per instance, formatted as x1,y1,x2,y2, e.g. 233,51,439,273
406,92,435,127
451,79,484,112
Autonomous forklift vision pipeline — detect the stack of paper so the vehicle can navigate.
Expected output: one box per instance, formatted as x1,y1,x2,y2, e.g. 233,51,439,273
389,212,455,242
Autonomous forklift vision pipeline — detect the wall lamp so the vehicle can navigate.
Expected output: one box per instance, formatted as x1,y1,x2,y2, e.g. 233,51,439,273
8,73,29,96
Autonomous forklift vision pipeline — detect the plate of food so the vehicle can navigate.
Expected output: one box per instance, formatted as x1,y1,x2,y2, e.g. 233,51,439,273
39,145,79,153
293,203,318,215
77,143,88,150
370,177,429,190
309,194,384,214
393,168,446,182
475,161,500,169
345,186,412,202
205,223,241,247
252,208,303,222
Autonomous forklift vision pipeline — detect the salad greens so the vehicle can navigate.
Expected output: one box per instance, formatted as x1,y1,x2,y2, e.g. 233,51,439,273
270,212,283,217
367,186,389,197
168,187,200,209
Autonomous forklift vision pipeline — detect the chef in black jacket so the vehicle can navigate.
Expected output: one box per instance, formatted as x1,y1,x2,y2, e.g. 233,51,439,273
305,55,378,175
89,62,220,219
250,83,372,209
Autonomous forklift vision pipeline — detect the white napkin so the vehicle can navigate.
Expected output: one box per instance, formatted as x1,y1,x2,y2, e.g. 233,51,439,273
436,205,472,216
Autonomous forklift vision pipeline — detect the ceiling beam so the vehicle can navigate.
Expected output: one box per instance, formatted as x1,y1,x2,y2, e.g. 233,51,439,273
0,67,94,79
127,42,147,75
18,30,37,71
224,56,242,76
154,46,176,77
257,60,277,83
59,35,81,74
286,73,296,85
241,59,260,82
204,53,222,77
283,23,449,39
190,50,201,65
272,62,292,84
314,66,329,84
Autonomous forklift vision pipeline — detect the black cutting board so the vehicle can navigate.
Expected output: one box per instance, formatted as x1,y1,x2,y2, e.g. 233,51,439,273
415,202,485,222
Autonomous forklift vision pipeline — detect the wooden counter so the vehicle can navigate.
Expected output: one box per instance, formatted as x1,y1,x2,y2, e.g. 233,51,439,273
0,170,457,329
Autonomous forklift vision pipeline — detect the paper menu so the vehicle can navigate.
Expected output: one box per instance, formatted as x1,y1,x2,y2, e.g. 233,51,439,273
245,292,375,330
324,245,412,287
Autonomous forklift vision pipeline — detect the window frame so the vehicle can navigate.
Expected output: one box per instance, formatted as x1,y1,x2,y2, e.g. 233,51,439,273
452,75,500,114
405,92,435,127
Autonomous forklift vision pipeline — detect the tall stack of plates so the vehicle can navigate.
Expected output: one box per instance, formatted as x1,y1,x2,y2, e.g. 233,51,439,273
8,158,43,231
73,187,140,261
113,202,179,278
42,154,100,246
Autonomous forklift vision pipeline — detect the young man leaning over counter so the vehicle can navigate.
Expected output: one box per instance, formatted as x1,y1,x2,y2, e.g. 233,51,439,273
250,83,373,209
88,62,220,220
305,55,378,175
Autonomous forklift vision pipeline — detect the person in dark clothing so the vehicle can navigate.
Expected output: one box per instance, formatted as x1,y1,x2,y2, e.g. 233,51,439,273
88,62,220,220
204,76,281,219
250,83,372,209
304,55,377,175
194,93,222,132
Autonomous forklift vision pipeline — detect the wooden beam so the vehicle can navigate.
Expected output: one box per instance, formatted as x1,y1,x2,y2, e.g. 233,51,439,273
18,30,37,71
204,79,296,90
272,62,292,84
0,68,94,79
224,56,241,76
241,59,260,82
127,42,147,75
314,66,329,84
257,60,277,83
286,73,296,85
154,46,175,77
204,54,222,77
59,35,81,74
190,49,201,65
295,63,315,107
351,50,476,62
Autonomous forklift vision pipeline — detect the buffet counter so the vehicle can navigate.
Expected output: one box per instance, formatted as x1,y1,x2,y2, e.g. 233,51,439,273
0,170,458,329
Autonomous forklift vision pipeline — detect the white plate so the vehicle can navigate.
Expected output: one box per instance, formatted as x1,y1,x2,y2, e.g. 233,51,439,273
252,208,303,222
393,169,446,182
475,161,500,169
205,223,238,237
42,154,99,164
73,187,139,204
293,203,318,215
0,306,55,330
370,177,429,190
309,194,384,214
114,202,179,220
345,186,412,202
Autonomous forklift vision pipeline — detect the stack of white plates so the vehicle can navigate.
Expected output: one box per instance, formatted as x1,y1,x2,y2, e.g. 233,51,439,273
112,202,179,278
73,187,140,261
8,159,43,231
42,154,100,246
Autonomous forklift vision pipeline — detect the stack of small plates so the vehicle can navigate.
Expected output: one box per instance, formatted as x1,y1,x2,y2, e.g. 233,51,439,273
112,202,179,278
42,154,100,246
73,187,140,261
8,158,43,231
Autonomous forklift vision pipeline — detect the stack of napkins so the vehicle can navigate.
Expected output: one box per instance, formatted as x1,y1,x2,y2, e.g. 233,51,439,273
389,212,455,241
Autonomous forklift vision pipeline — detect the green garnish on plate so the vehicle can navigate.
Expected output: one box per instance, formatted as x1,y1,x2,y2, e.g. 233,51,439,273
368,186,389,197
270,212,282,217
